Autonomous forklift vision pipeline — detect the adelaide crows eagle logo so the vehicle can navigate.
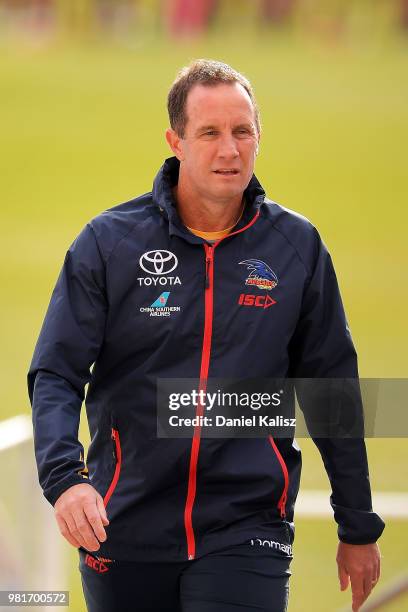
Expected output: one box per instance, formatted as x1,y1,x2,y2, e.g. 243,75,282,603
239,259,278,291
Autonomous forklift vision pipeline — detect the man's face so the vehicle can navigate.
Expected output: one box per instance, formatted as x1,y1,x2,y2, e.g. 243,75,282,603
167,82,259,204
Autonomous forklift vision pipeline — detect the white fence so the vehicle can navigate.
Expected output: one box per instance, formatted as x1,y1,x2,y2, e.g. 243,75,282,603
0,415,68,611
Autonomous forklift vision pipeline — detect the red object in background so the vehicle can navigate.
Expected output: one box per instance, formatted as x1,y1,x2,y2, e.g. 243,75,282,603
260,0,296,24
165,0,218,37
6,0,54,30
401,0,408,29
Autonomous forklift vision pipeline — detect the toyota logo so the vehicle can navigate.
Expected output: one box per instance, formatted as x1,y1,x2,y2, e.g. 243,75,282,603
139,250,178,275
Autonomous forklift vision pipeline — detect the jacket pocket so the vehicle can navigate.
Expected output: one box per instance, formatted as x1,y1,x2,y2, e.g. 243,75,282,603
268,435,289,519
283,520,294,546
103,427,122,508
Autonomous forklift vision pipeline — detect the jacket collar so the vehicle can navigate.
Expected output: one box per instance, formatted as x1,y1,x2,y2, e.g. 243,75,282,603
152,156,266,242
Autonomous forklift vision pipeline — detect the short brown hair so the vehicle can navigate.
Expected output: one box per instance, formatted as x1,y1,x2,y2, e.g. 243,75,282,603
167,59,261,138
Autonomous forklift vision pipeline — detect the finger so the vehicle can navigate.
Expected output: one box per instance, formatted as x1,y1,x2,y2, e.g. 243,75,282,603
83,500,107,543
55,513,81,548
63,512,89,550
350,571,365,611
55,513,82,549
338,565,349,591
72,508,100,551
96,494,110,526
376,557,381,582
371,561,380,589
363,574,373,601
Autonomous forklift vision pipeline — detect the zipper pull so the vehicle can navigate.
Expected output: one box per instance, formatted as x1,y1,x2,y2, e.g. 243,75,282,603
205,246,213,289
111,428,117,460
278,492,287,518
205,258,210,289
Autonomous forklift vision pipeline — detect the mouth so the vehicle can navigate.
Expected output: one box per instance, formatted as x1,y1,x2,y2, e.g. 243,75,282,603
213,169,240,176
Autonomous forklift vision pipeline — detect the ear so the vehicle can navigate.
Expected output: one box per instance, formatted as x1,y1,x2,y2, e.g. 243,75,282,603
165,128,185,161
255,133,260,156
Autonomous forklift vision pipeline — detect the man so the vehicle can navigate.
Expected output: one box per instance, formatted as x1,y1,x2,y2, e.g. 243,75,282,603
28,59,384,612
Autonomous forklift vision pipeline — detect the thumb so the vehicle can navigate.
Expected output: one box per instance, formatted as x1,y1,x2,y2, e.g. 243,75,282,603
338,565,349,591
96,494,110,525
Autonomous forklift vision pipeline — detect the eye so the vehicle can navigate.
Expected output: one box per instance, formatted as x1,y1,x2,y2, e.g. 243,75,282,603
203,130,217,136
235,128,253,137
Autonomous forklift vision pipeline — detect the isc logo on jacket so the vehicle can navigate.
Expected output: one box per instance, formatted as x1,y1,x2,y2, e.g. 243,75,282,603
238,294,277,308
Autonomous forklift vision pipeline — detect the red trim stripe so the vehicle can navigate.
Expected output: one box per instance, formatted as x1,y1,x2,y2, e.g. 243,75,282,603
268,435,289,518
184,243,214,560
213,210,260,247
103,428,122,508
183,210,261,560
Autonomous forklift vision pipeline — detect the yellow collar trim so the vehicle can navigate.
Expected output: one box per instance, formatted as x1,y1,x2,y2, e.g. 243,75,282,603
186,205,245,241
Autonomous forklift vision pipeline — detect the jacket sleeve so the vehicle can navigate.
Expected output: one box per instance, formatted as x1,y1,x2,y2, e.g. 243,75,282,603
288,230,385,544
27,223,108,506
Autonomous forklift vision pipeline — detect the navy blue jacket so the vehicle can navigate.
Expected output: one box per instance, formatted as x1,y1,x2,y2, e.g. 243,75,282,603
28,156,384,561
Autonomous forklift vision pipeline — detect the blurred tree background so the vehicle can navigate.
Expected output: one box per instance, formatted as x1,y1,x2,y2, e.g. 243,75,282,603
0,0,408,39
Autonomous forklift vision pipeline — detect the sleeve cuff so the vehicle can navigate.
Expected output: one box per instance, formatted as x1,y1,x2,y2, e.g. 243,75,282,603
43,474,92,507
332,501,385,544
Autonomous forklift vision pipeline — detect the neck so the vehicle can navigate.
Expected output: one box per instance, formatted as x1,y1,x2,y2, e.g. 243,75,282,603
174,173,244,232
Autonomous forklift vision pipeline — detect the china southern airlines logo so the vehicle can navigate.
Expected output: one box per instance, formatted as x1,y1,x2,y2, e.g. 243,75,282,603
138,250,181,286
140,292,181,317
239,259,278,291
150,292,170,308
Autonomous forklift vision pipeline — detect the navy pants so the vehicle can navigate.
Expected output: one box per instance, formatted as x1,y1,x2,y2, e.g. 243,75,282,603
79,522,293,612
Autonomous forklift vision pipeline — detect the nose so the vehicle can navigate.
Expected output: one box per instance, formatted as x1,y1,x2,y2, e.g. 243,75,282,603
217,133,239,159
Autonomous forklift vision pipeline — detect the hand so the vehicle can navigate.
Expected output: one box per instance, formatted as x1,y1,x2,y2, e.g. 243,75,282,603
54,483,110,552
336,541,381,611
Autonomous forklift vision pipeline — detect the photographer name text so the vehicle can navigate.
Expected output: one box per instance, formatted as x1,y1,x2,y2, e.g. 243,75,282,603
168,415,296,428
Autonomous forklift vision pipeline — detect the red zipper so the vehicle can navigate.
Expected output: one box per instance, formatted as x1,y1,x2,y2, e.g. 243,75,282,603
268,435,289,518
183,210,261,560
184,243,214,560
103,428,122,508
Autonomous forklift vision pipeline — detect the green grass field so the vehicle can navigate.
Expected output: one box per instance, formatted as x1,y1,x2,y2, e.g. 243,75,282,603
1,24,407,611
